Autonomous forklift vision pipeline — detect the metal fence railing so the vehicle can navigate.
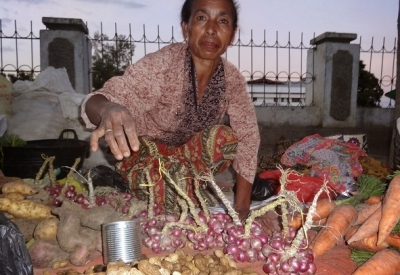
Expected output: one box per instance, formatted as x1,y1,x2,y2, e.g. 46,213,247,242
0,20,397,108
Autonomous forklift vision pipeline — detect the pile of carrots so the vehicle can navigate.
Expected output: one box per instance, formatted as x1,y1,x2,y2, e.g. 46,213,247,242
289,174,400,274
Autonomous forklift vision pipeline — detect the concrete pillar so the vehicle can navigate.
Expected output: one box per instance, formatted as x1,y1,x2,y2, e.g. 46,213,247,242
40,17,92,94
306,32,360,127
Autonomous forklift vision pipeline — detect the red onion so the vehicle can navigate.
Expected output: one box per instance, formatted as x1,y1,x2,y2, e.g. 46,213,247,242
152,247,161,254
280,260,291,273
215,212,226,221
288,257,300,273
197,242,207,251
147,218,157,227
270,239,283,250
147,226,158,236
237,251,247,262
143,237,152,247
193,233,205,242
308,262,317,274
261,243,273,257
151,242,160,250
298,260,309,272
304,251,314,263
74,194,85,204
206,228,216,237
245,249,256,262
268,252,280,263
250,237,262,251
160,236,172,247
262,262,276,274
139,210,148,218
172,238,183,248
238,238,250,250
225,244,239,256
258,233,269,244
257,251,266,262
250,221,262,235
170,228,182,237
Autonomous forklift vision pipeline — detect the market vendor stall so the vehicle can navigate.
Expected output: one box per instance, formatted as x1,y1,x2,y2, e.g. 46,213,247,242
0,134,397,275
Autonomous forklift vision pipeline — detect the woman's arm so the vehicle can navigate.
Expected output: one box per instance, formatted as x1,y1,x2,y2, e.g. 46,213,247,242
233,173,252,221
85,94,140,159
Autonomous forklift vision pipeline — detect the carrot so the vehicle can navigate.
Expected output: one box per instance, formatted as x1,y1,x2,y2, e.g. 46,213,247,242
386,233,400,249
347,233,388,252
377,175,400,245
352,249,400,275
288,199,336,229
345,225,359,241
310,204,357,258
313,218,327,227
354,202,381,225
364,196,382,205
347,204,381,244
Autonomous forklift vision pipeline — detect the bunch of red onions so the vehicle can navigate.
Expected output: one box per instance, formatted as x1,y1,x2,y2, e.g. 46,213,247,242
260,227,316,275
140,208,316,274
222,221,268,263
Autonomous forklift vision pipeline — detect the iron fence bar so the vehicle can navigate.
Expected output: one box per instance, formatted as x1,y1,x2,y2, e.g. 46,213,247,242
0,20,3,73
0,21,396,108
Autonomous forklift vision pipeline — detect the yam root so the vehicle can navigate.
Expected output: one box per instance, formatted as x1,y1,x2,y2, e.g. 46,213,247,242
1,192,25,201
0,198,54,220
34,217,59,241
52,200,102,266
1,179,38,196
27,239,70,268
11,218,39,242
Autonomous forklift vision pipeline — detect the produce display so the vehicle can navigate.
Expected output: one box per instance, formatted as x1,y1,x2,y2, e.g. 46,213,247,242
1,153,399,275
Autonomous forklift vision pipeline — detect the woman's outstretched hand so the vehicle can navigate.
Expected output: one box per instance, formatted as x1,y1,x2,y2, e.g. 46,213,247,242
90,100,140,160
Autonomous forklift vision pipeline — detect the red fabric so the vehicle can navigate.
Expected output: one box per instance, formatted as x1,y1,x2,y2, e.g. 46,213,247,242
117,125,238,210
258,169,337,203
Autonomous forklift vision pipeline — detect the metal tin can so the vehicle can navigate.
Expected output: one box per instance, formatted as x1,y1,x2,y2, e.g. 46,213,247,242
101,220,141,264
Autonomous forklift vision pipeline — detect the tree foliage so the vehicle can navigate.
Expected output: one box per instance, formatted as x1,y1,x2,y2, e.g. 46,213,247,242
91,31,135,90
1,70,35,83
357,60,384,107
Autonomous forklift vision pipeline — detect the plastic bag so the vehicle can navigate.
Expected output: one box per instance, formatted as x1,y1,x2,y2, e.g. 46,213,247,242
233,174,278,201
89,165,130,193
0,212,33,275
258,169,337,203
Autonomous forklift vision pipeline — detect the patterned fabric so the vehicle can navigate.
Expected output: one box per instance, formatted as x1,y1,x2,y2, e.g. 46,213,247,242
359,156,393,181
256,138,310,173
81,43,260,184
154,49,226,146
281,134,367,194
326,133,368,153
116,125,238,213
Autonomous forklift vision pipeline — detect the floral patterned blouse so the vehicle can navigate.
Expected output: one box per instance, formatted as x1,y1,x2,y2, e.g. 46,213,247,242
81,43,260,183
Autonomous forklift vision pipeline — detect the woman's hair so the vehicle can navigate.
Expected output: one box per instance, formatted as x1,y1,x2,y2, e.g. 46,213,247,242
180,0,239,30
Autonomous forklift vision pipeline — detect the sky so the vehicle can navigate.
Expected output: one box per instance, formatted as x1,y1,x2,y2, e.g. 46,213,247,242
1,0,399,103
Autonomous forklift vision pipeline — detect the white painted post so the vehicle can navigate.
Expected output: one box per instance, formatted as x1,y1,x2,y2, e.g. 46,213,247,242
40,17,92,94
306,32,360,127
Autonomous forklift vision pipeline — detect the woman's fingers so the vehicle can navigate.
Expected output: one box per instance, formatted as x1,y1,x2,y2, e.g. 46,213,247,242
92,104,139,160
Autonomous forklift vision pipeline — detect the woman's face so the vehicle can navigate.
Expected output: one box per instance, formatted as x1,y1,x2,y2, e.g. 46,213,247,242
182,0,236,63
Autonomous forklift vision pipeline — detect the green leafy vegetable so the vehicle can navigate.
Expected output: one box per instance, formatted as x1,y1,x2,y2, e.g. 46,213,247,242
337,174,386,206
350,249,375,266
0,134,26,147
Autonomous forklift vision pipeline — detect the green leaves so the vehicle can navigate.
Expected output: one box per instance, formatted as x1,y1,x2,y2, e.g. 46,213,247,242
0,134,27,147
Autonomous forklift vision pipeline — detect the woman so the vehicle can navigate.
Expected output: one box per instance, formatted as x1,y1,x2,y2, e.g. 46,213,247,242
81,0,260,221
